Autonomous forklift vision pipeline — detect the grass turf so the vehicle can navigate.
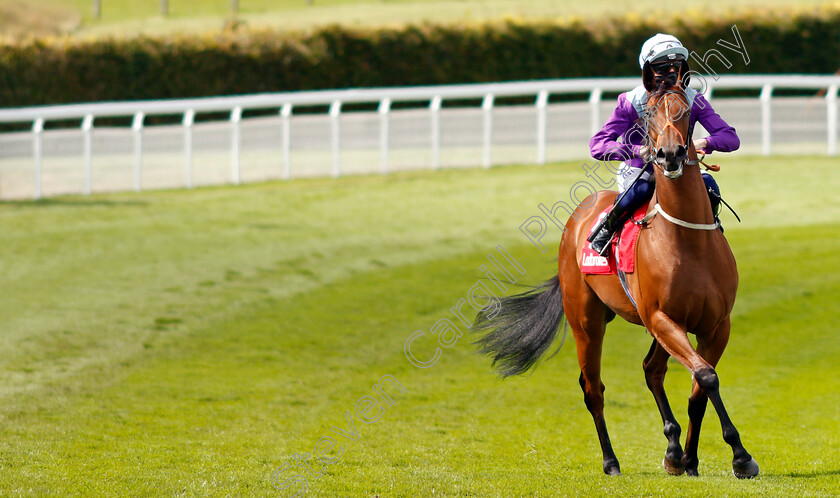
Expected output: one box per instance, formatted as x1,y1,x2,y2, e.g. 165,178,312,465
0,155,838,495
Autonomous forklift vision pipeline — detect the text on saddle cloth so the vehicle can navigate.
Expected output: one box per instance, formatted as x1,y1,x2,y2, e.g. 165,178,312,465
580,204,648,275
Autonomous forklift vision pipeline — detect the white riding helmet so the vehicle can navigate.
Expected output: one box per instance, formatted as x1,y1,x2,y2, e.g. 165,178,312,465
639,33,689,69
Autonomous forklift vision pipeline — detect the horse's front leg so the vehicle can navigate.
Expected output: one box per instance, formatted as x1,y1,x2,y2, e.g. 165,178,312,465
648,312,759,478
642,338,684,475
682,376,707,475
683,317,760,478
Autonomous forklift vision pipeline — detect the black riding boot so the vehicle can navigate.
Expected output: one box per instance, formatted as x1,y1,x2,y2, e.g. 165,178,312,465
703,173,725,232
587,204,630,256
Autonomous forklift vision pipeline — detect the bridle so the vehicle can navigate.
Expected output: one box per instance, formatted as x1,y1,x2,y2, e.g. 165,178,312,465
644,89,701,179
638,88,720,231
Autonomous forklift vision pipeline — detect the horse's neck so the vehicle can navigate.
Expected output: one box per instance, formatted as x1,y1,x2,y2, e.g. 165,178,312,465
651,166,716,239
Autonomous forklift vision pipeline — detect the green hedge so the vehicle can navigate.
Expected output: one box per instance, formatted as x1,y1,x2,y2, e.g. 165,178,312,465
1,7,839,107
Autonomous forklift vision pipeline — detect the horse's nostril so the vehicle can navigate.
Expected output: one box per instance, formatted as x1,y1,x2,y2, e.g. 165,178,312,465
676,145,686,157
656,149,666,159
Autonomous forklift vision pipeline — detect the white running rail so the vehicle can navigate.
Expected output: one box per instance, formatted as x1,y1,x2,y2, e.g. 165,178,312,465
0,75,837,199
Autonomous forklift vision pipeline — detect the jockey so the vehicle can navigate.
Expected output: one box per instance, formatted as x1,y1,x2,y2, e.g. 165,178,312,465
587,33,740,256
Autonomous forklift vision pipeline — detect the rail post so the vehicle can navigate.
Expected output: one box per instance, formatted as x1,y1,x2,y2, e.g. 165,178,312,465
482,93,494,168
589,88,602,138
329,100,342,177
32,118,44,199
760,84,773,156
230,106,242,184
281,104,292,180
82,114,94,195
379,98,391,174
183,109,195,188
827,84,838,157
430,96,442,170
132,112,145,192
536,90,548,165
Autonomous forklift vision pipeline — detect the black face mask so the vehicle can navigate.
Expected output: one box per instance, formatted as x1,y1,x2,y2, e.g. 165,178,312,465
654,71,679,89
644,60,691,92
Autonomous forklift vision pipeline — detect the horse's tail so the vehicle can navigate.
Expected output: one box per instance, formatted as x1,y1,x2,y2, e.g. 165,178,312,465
473,276,566,377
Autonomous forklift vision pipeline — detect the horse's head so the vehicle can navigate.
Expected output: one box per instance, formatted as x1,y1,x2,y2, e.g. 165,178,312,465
645,82,691,179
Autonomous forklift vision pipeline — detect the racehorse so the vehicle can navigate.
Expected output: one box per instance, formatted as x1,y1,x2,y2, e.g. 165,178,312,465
473,79,760,478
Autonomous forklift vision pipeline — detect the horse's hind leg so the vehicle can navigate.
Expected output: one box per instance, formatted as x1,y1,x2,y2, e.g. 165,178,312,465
565,290,621,476
642,339,684,475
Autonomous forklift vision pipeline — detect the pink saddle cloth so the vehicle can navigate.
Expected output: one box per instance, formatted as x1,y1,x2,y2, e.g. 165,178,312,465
580,204,647,275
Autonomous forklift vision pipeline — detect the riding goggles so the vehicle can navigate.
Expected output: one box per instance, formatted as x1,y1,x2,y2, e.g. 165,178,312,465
650,60,682,74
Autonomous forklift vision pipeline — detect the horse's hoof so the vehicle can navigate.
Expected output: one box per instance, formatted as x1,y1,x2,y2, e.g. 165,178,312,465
682,455,699,476
663,457,685,476
603,461,622,476
733,457,759,479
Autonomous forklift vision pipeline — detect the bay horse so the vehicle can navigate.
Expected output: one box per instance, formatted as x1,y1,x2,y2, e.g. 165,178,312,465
474,80,759,478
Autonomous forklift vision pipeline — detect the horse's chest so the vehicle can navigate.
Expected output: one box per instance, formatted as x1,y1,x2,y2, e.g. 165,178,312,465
641,269,734,330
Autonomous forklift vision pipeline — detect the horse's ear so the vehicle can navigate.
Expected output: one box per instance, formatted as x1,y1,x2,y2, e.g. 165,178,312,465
680,60,691,88
643,63,656,92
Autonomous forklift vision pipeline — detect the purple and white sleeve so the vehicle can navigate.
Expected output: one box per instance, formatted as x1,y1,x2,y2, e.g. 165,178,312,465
692,94,740,154
589,93,644,163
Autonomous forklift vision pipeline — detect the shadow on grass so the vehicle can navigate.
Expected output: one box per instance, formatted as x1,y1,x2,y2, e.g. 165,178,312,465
776,469,840,479
633,468,840,479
